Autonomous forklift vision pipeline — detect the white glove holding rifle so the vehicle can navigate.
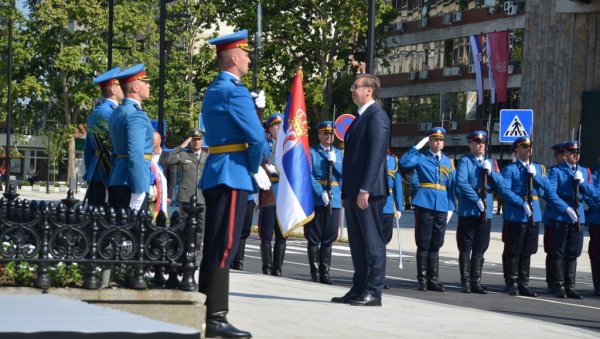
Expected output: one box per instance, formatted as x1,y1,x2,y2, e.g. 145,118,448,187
252,166,271,190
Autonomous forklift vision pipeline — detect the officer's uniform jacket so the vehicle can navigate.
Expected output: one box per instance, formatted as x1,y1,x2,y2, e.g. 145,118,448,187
199,71,265,192
585,167,600,225
84,98,117,184
108,98,153,194
309,144,343,208
168,146,208,205
383,154,403,214
399,147,455,212
544,161,595,224
455,154,503,219
262,139,280,197
501,161,549,223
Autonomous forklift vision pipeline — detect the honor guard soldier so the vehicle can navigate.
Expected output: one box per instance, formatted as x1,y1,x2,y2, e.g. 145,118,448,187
258,113,287,277
399,127,455,292
231,194,258,271
500,137,549,297
455,131,503,294
108,64,154,212
305,121,343,285
544,141,595,299
167,128,208,263
199,29,269,339
382,151,403,246
586,150,600,296
84,67,123,208
542,143,566,292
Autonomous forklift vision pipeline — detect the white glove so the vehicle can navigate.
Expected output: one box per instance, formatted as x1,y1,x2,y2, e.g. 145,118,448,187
527,164,537,176
446,211,453,224
574,170,584,184
129,192,147,211
251,90,266,109
265,164,277,175
565,207,578,224
321,191,330,205
523,202,532,217
327,151,336,163
476,199,485,212
415,136,430,150
482,160,492,174
252,166,272,190
394,211,401,219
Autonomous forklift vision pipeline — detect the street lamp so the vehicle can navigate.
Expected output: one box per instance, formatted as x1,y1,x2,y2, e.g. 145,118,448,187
108,0,114,69
4,0,14,193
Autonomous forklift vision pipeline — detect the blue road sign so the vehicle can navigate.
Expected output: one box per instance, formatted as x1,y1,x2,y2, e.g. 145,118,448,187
499,109,533,143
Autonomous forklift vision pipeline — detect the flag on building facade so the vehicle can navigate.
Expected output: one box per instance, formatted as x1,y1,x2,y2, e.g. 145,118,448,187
487,31,509,103
275,69,314,236
469,34,485,105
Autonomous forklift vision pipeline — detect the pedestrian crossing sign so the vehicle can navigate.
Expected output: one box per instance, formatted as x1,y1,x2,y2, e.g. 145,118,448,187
499,109,533,143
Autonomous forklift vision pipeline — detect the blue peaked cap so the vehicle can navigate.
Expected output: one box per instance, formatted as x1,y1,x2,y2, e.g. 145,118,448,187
266,113,284,127
466,130,488,142
93,66,121,86
115,64,149,83
317,121,335,131
425,127,446,139
209,29,252,52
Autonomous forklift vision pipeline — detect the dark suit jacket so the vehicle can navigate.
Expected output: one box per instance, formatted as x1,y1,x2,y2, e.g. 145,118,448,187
342,103,391,200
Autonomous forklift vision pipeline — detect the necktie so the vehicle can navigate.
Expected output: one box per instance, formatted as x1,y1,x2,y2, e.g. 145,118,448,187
435,155,440,161
196,152,201,161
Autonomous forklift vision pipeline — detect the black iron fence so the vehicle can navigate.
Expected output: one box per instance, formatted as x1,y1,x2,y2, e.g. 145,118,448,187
0,186,202,291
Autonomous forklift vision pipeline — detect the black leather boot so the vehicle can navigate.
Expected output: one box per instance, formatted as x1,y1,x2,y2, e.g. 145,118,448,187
416,254,428,291
502,255,509,292
459,257,471,293
272,242,286,277
319,245,334,285
260,242,272,275
507,257,520,296
470,257,487,294
203,268,252,339
553,260,567,299
591,258,600,296
564,260,583,299
427,253,445,292
307,244,319,282
546,253,555,293
231,239,246,271
517,257,537,297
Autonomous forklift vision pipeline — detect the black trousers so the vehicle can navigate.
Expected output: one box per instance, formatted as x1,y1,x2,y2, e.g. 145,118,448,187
108,185,148,212
456,216,491,261
304,206,340,247
381,214,395,245
549,220,584,260
87,181,107,208
414,207,446,256
258,205,286,245
200,185,248,269
241,200,256,240
502,220,539,258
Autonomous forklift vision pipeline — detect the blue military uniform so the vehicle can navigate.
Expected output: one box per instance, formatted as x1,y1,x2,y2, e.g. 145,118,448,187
107,64,154,211
543,141,595,299
231,194,257,271
500,137,550,296
84,66,120,207
258,113,286,276
455,131,503,294
198,29,259,339
585,161,600,296
399,127,455,292
382,153,403,245
304,121,343,284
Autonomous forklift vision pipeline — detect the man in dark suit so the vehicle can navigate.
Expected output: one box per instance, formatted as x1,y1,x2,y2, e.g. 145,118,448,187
331,74,390,306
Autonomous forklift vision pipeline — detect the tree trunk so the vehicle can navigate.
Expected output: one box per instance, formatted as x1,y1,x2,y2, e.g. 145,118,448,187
67,136,76,184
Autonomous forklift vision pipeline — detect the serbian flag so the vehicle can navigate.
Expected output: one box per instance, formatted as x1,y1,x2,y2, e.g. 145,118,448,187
487,31,509,103
275,69,315,236
469,34,485,105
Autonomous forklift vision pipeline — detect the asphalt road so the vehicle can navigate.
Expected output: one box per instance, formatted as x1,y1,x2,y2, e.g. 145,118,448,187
240,235,600,333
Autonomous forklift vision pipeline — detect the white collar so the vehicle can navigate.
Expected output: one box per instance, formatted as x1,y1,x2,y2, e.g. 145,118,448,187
222,71,240,81
357,100,375,116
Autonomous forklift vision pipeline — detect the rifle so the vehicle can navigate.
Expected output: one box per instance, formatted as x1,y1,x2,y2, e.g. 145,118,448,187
573,125,582,232
252,2,262,93
479,113,492,225
325,105,336,215
82,132,112,206
526,153,534,228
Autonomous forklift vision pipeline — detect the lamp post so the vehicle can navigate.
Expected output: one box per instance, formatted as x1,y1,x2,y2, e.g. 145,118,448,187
108,0,114,69
366,0,375,74
4,0,14,193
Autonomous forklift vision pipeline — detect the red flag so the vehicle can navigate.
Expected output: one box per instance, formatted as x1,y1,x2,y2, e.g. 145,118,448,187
487,31,509,103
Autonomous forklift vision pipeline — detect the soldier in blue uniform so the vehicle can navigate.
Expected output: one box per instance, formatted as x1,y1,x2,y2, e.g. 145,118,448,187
305,121,343,285
231,194,258,271
107,64,154,212
258,113,287,277
382,151,403,245
586,150,600,296
198,29,269,339
543,141,595,299
399,127,455,292
500,137,549,297
84,67,123,207
455,131,503,294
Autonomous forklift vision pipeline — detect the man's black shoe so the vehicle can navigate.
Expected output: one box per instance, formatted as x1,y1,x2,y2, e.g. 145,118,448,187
349,293,382,306
330,293,358,304
205,313,252,338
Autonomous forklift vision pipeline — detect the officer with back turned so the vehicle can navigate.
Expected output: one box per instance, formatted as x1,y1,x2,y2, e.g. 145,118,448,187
84,67,123,208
